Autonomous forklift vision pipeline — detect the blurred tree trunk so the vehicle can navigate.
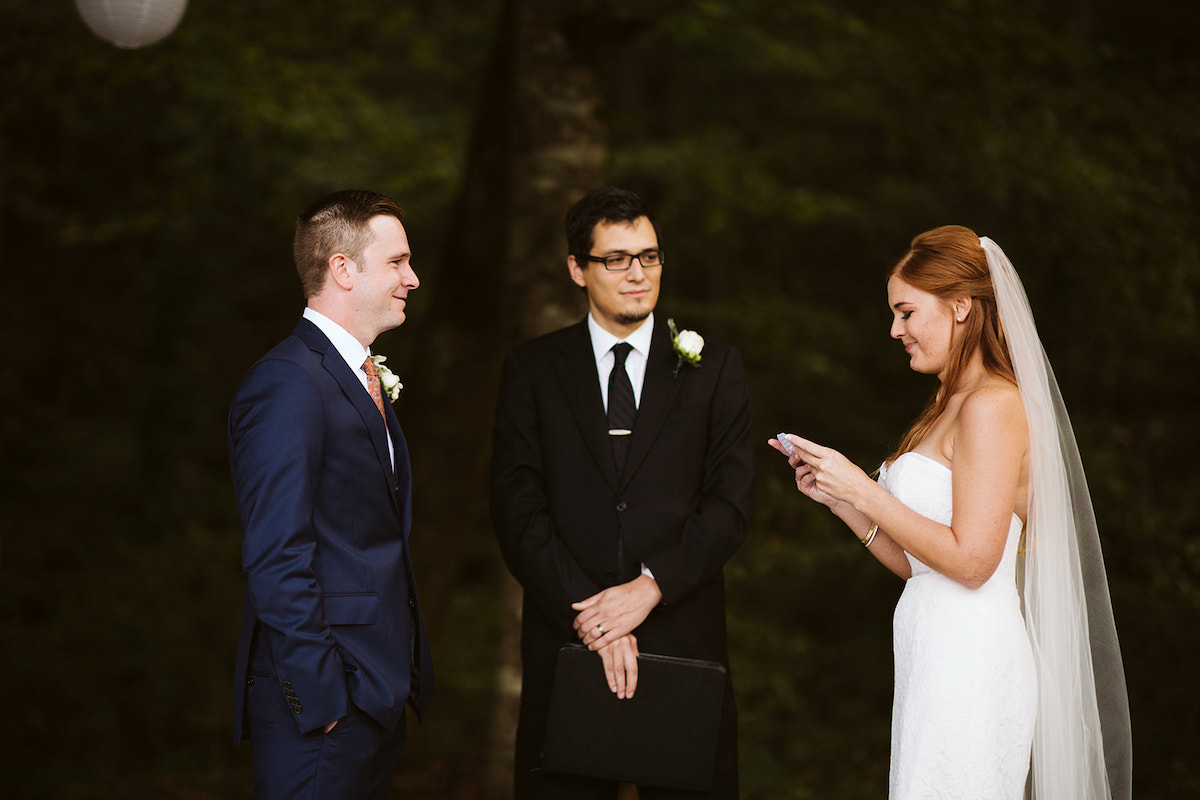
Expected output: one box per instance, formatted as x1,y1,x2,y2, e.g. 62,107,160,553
407,1,682,795
434,0,608,785
407,0,602,795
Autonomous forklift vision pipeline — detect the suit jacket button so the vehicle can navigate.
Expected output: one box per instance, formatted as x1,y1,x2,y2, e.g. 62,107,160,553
409,598,416,609
293,704,303,714
282,681,292,689
246,676,255,686
616,502,627,512
285,689,296,698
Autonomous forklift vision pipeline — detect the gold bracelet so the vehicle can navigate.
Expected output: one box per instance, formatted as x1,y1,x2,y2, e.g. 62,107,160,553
861,523,879,548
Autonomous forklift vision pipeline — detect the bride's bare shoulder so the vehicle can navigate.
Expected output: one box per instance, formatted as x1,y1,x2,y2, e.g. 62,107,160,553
958,379,1027,437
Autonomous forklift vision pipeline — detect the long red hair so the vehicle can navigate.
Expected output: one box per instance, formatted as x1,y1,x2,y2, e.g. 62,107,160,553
885,225,1016,464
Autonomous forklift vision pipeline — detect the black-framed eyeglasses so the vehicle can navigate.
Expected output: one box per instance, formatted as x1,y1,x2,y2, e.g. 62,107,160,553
585,248,665,271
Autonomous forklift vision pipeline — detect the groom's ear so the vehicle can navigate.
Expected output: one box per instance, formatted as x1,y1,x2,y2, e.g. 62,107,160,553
328,253,356,291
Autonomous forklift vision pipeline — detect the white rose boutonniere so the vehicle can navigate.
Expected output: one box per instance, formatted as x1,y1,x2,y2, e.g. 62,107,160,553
371,354,403,402
667,318,704,377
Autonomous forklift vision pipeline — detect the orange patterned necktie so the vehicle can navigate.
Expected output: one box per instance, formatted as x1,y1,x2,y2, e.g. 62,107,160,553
361,357,387,420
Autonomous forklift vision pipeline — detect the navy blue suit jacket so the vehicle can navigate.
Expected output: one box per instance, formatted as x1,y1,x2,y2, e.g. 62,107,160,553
229,317,433,744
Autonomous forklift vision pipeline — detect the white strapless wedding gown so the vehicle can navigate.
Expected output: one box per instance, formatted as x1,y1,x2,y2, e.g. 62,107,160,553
881,452,1037,800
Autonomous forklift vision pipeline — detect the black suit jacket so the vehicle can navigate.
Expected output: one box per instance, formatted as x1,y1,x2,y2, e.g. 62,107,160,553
490,318,754,706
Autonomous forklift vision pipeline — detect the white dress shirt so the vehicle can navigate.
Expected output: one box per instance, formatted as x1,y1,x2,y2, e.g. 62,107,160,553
586,311,656,580
587,312,654,411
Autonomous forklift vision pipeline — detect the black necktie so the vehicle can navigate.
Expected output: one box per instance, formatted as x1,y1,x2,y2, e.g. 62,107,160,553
607,342,636,471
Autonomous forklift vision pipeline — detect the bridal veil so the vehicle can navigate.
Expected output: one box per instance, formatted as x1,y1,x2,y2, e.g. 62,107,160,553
981,237,1132,799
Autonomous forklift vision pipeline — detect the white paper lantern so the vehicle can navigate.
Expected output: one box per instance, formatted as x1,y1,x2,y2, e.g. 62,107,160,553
75,0,188,49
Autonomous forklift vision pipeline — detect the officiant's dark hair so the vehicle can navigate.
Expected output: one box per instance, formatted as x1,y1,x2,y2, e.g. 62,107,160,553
885,224,1016,464
565,187,661,261
294,189,406,299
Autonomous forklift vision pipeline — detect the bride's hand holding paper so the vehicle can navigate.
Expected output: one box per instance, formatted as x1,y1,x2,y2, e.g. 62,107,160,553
769,433,873,510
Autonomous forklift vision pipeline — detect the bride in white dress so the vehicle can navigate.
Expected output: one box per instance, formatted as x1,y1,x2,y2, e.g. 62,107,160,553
770,226,1131,799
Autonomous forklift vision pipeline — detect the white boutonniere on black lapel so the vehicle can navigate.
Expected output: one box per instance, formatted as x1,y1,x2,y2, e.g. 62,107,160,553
370,354,403,401
668,318,704,378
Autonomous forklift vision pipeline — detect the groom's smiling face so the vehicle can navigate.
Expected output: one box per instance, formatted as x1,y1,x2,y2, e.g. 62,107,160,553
348,214,419,342
568,216,662,338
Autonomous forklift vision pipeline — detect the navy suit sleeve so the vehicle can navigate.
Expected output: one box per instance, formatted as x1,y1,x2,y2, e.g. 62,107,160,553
642,344,754,606
229,357,349,733
490,349,602,639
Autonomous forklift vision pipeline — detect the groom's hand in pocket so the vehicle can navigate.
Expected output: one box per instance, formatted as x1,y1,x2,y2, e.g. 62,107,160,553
598,633,640,699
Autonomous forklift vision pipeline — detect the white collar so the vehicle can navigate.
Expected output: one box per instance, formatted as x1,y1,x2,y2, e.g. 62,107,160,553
587,312,655,363
303,307,371,374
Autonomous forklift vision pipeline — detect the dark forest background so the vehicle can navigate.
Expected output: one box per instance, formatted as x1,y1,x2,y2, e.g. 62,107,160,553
2,1,1198,797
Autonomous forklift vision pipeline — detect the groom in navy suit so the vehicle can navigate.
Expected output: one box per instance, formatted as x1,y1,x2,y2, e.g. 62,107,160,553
228,189,433,799
491,187,754,798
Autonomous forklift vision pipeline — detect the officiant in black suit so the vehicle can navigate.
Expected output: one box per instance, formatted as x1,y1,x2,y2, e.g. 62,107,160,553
490,187,754,799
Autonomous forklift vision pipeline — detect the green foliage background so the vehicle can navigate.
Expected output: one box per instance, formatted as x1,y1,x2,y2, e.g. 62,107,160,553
2,1,1196,797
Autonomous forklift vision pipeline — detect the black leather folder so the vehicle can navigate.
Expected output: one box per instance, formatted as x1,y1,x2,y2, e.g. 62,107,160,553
541,643,727,791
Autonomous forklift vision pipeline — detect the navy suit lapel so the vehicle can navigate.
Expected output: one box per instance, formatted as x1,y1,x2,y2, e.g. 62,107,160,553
555,322,619,489
622,323,682,482
294,319,400,511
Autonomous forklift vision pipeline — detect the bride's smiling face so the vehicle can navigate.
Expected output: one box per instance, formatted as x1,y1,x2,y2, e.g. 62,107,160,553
887,276,959,378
